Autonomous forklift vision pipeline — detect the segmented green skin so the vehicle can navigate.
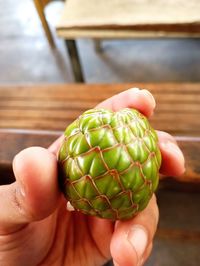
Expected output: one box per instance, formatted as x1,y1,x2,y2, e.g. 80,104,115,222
58,108,161,220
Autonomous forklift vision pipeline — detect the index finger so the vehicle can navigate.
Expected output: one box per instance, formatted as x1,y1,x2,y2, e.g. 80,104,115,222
49,88,156,153
96,87,156,117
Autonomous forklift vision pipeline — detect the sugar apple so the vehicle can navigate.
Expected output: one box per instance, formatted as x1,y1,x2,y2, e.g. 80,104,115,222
58,108,161,220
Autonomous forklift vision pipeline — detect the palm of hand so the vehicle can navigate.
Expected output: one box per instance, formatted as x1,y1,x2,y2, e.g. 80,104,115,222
40,198,113,266
3,197,112,266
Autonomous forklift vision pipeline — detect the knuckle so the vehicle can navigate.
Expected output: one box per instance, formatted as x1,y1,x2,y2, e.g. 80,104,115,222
12,186,27,220
11,184,35,223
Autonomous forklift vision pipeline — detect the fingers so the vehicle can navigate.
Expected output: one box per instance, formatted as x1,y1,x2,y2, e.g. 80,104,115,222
96,88,185,178
48,135,64,156
111,195,158,266
96,88,156,117
0,147,59,232
48,88,156,157
157,131,185,176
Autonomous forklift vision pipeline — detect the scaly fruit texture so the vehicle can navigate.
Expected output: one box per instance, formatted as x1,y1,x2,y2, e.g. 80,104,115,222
58,108,161,220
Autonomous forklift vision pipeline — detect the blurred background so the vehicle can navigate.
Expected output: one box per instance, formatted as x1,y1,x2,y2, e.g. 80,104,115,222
1,0,200,83
0,1,200,266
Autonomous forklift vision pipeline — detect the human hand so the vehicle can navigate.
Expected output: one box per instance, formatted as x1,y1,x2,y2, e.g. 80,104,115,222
0,88,185,266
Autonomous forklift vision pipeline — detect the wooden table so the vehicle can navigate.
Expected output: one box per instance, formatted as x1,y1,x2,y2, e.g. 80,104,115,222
1,83,200,266
0,83,200,187
56,0,200,82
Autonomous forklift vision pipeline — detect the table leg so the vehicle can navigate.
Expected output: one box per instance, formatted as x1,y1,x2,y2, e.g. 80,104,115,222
65,40,84,83
33,0,55,49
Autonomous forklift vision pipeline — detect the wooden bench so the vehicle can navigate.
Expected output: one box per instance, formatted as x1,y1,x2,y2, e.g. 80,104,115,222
1,83,200,265
56,0,200,82
0,83,200,188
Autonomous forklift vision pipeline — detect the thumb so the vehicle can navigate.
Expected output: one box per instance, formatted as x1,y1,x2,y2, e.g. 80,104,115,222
110,195,158,266
0,147,60,232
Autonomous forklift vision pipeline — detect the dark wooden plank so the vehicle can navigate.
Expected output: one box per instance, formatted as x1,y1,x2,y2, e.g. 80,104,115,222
1,83,200,187
59,23,200,33
0,83,200,97
0,129,61,185
156,227,200,242
0,130,200,186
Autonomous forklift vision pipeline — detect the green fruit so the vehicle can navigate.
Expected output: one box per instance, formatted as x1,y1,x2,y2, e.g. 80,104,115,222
58,108,161,220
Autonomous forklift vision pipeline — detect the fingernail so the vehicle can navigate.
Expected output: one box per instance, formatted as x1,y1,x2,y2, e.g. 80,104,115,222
127,225,148,263
66,201,75,211
130,87,140,92
141,89,156,109
166,141,183,157
161,141,185,169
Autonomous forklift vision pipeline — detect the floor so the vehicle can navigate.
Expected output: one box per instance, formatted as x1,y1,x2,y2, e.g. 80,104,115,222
1,1,200,266
1,0,200,84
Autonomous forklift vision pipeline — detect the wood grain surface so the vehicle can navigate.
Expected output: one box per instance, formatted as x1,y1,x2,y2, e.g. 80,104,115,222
56,0,200,38
57,0,200,28
1,83,200,134
0,83,200,186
